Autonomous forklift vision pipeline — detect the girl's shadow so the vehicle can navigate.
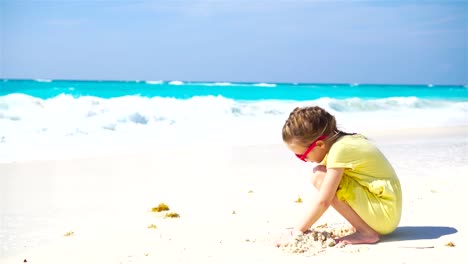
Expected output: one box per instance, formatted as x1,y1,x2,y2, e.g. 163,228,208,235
381,226,457,242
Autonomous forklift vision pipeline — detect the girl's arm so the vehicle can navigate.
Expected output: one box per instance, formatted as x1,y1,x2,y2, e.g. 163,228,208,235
295,167,344,232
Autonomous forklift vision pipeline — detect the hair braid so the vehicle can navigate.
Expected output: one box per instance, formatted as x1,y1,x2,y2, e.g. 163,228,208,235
282,106,351,146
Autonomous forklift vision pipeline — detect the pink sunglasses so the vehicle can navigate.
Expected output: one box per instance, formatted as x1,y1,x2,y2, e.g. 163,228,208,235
295,135,327,162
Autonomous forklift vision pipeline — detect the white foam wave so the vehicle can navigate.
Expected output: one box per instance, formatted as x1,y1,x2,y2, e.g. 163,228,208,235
145,80,164,85
0,94,465,128
328,97,456,112
253,82,277,87
35,79,52,83
0,94,466,162
198,82,234,86
191,82,234,86
168,80,184,85
214,82,232,86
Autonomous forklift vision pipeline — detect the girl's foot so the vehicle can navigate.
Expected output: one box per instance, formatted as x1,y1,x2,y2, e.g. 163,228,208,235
335,230,379,245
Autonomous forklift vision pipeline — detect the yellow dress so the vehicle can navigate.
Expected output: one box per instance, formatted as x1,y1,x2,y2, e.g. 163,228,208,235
320,134,402,234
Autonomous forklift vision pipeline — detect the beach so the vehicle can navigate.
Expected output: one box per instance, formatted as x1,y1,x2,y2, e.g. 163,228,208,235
1,125,467,264
3,0,468,262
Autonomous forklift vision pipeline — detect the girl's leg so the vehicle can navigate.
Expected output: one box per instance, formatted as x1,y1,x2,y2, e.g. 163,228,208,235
310,165,379,244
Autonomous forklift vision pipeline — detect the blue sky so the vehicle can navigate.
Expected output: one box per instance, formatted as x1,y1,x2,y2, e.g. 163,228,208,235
1,0,467,84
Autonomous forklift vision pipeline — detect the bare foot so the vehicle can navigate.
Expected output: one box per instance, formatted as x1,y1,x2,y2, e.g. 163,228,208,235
335,230,379,245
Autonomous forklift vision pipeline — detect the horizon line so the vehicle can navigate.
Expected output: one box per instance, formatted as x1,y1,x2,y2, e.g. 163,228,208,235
1,78,467,87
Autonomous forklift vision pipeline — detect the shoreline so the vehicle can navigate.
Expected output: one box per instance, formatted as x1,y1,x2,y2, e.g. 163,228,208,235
1,125,467,165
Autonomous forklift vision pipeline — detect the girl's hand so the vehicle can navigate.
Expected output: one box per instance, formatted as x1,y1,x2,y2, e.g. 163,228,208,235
274,229,303,247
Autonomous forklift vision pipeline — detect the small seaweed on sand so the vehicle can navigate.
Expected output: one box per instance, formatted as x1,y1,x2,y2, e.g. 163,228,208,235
164,212,180,218
147,224,157,229
151,203,170,212
64,231,74,237
445,241,455,247
294,196,303,203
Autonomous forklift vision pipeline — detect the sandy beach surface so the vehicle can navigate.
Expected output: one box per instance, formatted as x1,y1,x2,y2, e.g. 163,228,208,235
1,126,467,264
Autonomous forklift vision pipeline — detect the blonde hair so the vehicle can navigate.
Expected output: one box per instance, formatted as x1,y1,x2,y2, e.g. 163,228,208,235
282,106,351,146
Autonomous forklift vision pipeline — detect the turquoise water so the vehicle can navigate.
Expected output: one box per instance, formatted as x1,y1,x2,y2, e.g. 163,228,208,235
1,79,467,162
1,79,467,101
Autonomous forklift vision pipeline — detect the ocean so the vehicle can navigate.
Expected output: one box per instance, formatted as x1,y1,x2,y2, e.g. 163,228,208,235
1,79,467,161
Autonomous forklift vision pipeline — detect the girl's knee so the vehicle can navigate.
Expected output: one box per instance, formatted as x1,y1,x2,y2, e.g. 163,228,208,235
313,165,327,174
310,165,327,189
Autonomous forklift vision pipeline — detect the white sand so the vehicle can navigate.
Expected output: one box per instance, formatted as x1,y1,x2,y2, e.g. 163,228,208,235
1,126,467,263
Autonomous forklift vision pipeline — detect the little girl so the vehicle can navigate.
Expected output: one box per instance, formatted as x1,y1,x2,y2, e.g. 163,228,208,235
278,106,402,245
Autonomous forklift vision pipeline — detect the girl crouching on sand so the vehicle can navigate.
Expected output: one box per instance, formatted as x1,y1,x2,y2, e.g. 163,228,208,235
278,106,402,245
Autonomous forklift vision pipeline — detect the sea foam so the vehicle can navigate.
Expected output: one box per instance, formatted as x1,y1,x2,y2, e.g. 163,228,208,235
1,94,466,129
0,94,466,162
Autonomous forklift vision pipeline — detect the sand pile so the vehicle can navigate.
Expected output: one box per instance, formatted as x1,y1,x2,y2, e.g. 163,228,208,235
279,224,354,256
